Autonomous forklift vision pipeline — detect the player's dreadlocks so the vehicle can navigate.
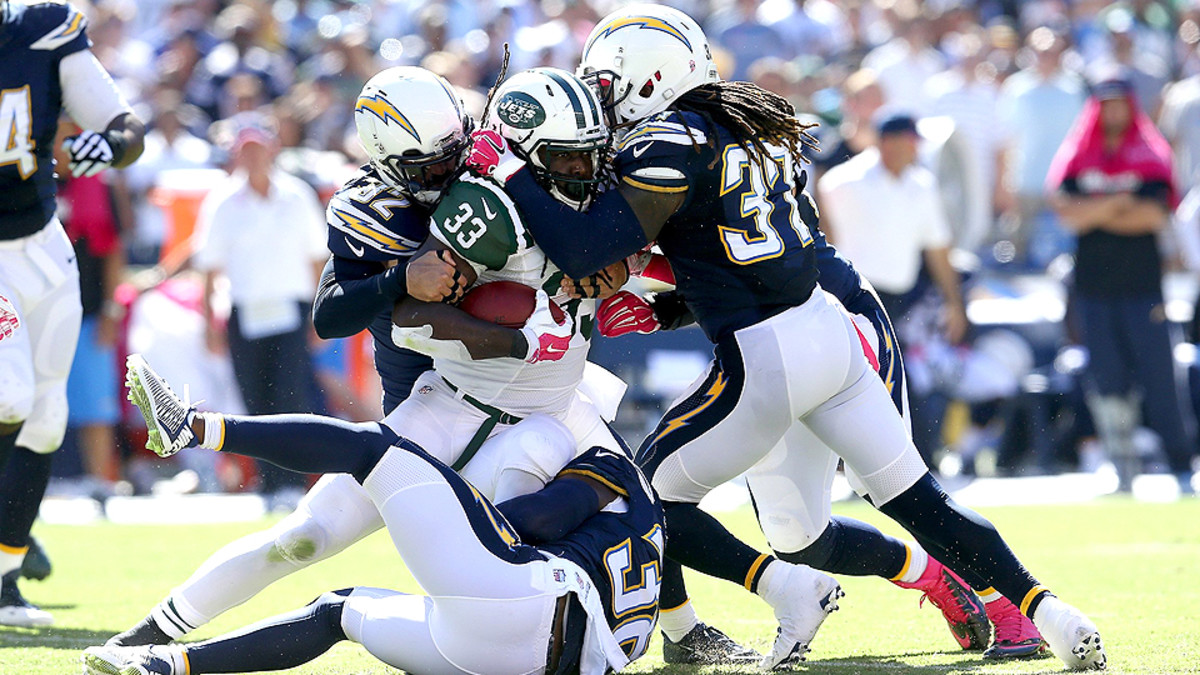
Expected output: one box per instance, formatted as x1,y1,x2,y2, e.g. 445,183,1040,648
671,80,819,170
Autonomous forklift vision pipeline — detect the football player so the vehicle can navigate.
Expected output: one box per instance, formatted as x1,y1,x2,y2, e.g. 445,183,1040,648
0,0,144,627
105,68,654,651
467,3,1106,671
85,410,665,675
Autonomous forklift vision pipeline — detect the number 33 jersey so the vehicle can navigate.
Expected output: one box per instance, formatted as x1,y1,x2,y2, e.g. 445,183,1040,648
0,0,91,239
615,111,820,342
427,173,597,416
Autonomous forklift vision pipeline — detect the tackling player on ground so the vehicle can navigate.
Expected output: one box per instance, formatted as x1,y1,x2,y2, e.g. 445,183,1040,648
86,412,665,675
469,4,1105,670
0,0,144,627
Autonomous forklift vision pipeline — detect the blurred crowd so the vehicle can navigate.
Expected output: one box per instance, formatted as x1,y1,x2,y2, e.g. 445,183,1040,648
50,0,1200,504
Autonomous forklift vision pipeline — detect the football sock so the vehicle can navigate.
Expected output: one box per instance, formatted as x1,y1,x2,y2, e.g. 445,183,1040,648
107,613,174,646
197,412,224,450
977,587,1002,605
658,598,700,643
890,543,929,584
658,557,690,612
0,447,53,554
878,473,1043,613
150,594,206,640
220,415,395,483
661,502,775,594
774,515,910,579
184,589,351,673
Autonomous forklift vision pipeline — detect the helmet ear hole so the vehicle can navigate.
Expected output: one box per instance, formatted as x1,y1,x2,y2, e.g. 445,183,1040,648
639,80,655,98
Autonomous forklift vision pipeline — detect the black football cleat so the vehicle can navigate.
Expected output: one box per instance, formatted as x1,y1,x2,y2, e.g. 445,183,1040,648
20,534,52,581
662,622,762,665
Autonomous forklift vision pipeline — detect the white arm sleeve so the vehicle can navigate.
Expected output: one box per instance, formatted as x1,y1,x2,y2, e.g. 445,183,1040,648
59,50,133,131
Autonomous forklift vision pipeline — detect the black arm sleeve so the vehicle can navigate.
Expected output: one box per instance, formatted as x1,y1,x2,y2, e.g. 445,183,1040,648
506,170,648,279
496,477,600,544
311,255,408,339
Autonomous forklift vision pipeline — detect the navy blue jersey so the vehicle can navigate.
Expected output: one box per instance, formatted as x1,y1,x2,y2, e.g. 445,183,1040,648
539,446,665,661
798,185,864,305
324,166,433,408
0,0,91,239
615,111,819,341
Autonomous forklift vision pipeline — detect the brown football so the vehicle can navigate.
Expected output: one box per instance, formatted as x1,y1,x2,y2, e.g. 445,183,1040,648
458,280,566,328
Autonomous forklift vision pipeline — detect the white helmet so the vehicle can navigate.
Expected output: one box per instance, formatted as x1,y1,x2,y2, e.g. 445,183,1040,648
578,4,719,126
487,68,609,210
355,66,473,205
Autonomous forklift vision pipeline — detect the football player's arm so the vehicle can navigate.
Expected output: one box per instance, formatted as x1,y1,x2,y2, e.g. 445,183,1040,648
59,50,145,170
504,169,683,278
497,475,619,544
390,240,533,360
312,249,461,339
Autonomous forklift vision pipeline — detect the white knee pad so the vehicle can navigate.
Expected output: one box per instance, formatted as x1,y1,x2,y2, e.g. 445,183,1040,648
18,387,67,454
462,414,577,501
272,474,382,565
0,358,34,426
272,512,331,565
496,414,577,484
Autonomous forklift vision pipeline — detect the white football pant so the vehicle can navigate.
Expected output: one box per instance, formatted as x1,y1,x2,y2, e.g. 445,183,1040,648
0,219,81,453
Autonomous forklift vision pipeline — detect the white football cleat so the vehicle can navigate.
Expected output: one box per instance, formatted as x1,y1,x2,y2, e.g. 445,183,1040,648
82,645,174,675
1033,595,1106,670
760,562,844,670
125,354,196,457
0,572,52,627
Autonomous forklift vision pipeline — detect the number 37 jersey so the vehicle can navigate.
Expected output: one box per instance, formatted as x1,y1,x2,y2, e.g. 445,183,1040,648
427,173,597,416
615,111,819,342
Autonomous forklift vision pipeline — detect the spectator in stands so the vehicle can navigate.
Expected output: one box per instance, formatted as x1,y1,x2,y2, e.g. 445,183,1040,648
996,26,1086,265
810,68,886,179
705,0,789,80
818,111,968,344
191,113,327,507
1047,75,1196,493
926,29,1005,231
1159,42,1200,195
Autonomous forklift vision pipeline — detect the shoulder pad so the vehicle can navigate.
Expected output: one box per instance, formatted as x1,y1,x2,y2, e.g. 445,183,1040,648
17,1,89,53
617,111,708,152
326,172,426,262
430,174,530,272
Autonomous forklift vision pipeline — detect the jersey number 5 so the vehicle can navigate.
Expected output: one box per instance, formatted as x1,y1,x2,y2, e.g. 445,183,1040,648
717,144,813,265
0,87,37,179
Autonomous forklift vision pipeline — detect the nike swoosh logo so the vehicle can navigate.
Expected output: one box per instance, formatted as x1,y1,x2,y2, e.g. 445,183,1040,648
345,237,365,257
545,344,567,355
481,198,497,221
632,143,651,158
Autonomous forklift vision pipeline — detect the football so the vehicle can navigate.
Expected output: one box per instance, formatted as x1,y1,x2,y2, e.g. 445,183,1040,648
458,280,566,328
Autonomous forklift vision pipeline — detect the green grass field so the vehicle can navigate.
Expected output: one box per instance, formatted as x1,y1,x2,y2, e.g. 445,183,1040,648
2,497,1198,674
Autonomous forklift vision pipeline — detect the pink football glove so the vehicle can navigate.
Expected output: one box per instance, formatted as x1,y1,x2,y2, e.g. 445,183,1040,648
625,249,676,286
520,290,574,363
466,129,526,183
597,291,661,338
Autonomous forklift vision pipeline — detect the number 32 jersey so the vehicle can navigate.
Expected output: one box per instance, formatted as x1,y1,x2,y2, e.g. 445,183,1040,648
615,111,819,342
1,0,91,239
427,173,597,416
